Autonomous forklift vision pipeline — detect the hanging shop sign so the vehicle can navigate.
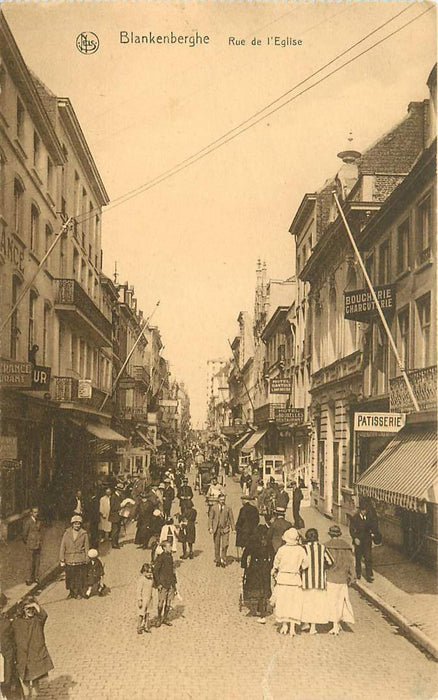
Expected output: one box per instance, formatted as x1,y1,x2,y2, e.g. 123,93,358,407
158,399,178,408
344,285,395,322
354,412,406,433
0,360,32,387
119,377,136,390
274,407,305,425
78,379,92,399
0,436,18,460
270,377,293,394
30,366,51,390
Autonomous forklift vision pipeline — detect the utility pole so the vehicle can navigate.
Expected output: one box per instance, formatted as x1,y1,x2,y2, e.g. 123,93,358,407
333,191,419,412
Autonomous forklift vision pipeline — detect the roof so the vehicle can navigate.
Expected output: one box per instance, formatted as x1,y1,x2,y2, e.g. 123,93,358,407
261,306,290,343
357,427,437,512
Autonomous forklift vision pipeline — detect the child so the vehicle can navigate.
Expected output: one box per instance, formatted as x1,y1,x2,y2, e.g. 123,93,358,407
153,540,177,627
12,597,54,697
136,563,154,634
85,549,105,598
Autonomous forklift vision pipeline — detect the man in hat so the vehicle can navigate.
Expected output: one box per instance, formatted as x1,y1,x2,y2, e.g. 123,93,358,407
162,479,175,520
267,507,293,555
235,495,259,561
274,482,290,511
109,484,124,549
22,507,43,586
208,493,235,567
177,478,193,510
349,500,379,583
153,539,177,627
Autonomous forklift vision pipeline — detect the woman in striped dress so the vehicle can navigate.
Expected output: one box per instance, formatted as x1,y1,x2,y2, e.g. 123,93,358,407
301,528,334,634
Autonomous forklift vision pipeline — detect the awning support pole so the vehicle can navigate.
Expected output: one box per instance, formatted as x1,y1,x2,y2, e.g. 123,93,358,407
99,300,160,412
333,192,419,412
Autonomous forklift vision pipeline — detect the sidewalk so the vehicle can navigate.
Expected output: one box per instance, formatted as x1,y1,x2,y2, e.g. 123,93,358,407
302,505,438,660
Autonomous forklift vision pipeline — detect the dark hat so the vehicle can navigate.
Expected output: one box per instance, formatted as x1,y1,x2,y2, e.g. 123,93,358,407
328,524,342,538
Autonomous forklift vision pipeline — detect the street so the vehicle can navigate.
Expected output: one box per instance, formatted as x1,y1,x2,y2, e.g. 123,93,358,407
34,477,437,700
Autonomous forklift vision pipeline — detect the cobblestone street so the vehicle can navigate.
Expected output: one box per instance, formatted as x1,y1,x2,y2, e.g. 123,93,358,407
33,477,437,700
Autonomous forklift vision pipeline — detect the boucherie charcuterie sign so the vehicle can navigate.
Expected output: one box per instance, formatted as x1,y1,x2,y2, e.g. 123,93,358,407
344,285,395,322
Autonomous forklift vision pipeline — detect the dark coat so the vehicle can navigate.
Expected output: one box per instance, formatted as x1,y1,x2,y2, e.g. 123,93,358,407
86,496,100,524
242,536,273,601
86,558,104,586
235,502,260,548
180,507,197,544
135,500,154,545
275,490,290,510
153,552,177,589
163,486,175,504
178,485,193,501
108,493,123,523
22,517,42,551
0,615,15,685
349,511,376,548
12,609,53,682
267,517,293,553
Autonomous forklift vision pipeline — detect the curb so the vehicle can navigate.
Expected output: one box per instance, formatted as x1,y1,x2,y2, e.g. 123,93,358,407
353,580,438,661
5,563,61,617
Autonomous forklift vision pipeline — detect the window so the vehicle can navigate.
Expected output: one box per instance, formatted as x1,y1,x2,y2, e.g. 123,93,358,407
13,179,24,235
30,205,39,253
28,291,37,350
397,219,410,274
365,252,375,283
47,158,53,194
42,305,50,364
71,335,78,374
398,308,410,370
17,98,24,140
416,294,431,367
73,249,79,280
378,240,390,284
33,131,40,168
416,195,432,265
45,224,52,255
74,172,80,219
10,276,21,359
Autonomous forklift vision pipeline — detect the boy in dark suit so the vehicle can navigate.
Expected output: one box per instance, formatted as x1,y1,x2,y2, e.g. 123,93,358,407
22,507,43,586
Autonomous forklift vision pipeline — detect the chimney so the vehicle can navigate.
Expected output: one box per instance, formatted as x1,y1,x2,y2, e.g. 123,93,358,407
336,132,361,199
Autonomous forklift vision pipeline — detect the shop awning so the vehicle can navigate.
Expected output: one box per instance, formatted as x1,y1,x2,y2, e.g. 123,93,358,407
84,422,128,442
231,430,253,450
136,430,155,449
241,428,268,454
357,427,437,512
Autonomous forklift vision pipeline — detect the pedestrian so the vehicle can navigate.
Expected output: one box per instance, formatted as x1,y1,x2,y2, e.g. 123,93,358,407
22,507,43,586
149,509,165,563
208,493,235,568
0,593,17,700
153,540,177,627
162,479,175,520
235,496,259,562
325,524,355,635
177,478,193,509
70,489,85,519
292,481,305,530
301,528,334,635
274,482,289,511
84,549,105,598
59,515,90,599
99,487,112,542
12,597,53,698
249,469,260,499
135,493,153,549
271,528,309,636
241,524,273,623
87,491,100,550
179,502,197,560
349,499,379,583
136,563,154,634
266,507,293,555
109,483,124,549
157,519,180,555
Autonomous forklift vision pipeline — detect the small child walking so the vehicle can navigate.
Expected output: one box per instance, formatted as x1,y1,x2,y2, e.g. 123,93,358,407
85,549,105,598
136,563,154,634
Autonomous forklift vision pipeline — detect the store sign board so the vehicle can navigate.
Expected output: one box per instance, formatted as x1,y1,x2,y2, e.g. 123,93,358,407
78,379,92,399
0,436,18,460
274,407,305,425
354,412,406,433
0,360,32,387
119,377,136,390
159,399,178,408
270,378,293,394
344,285,395,321
30,366,51,390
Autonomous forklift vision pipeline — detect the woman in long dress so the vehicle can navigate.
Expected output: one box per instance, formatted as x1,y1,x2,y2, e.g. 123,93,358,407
241,524,273,623
271,528,309,636
301,528,334,634
324,524,355,635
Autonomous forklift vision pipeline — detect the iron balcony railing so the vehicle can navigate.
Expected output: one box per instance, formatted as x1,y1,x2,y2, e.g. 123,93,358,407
54,279,112,342
389,365,437,413
133,365,150,387
51,376,114,413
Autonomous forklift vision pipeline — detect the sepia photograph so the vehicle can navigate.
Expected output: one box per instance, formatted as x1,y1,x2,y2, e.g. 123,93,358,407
0,1,437,698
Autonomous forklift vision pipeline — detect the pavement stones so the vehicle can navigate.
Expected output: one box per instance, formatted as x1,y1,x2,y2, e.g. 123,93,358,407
30,478,437,700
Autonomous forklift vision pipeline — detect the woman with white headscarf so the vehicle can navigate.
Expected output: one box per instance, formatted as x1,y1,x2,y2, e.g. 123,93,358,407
271,528,309,636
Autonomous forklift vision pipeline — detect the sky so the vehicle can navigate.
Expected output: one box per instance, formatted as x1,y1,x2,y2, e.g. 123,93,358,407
3,2,436,427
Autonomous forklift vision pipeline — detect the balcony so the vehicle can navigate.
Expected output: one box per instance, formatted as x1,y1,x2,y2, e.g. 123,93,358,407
133,365,150,388
54,279,112,346
254,402,286,425
51,376,114,415
389,365,437,413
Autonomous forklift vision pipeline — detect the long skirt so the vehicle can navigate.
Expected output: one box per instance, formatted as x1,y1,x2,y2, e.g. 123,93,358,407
326,582,355,624
99,516,111,534
272,584,303,623
65,563,87,595
301,588,329,624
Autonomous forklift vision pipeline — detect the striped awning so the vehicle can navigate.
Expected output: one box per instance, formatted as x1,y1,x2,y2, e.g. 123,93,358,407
231,430,253,450
241,428,268,454
357,427,437,512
